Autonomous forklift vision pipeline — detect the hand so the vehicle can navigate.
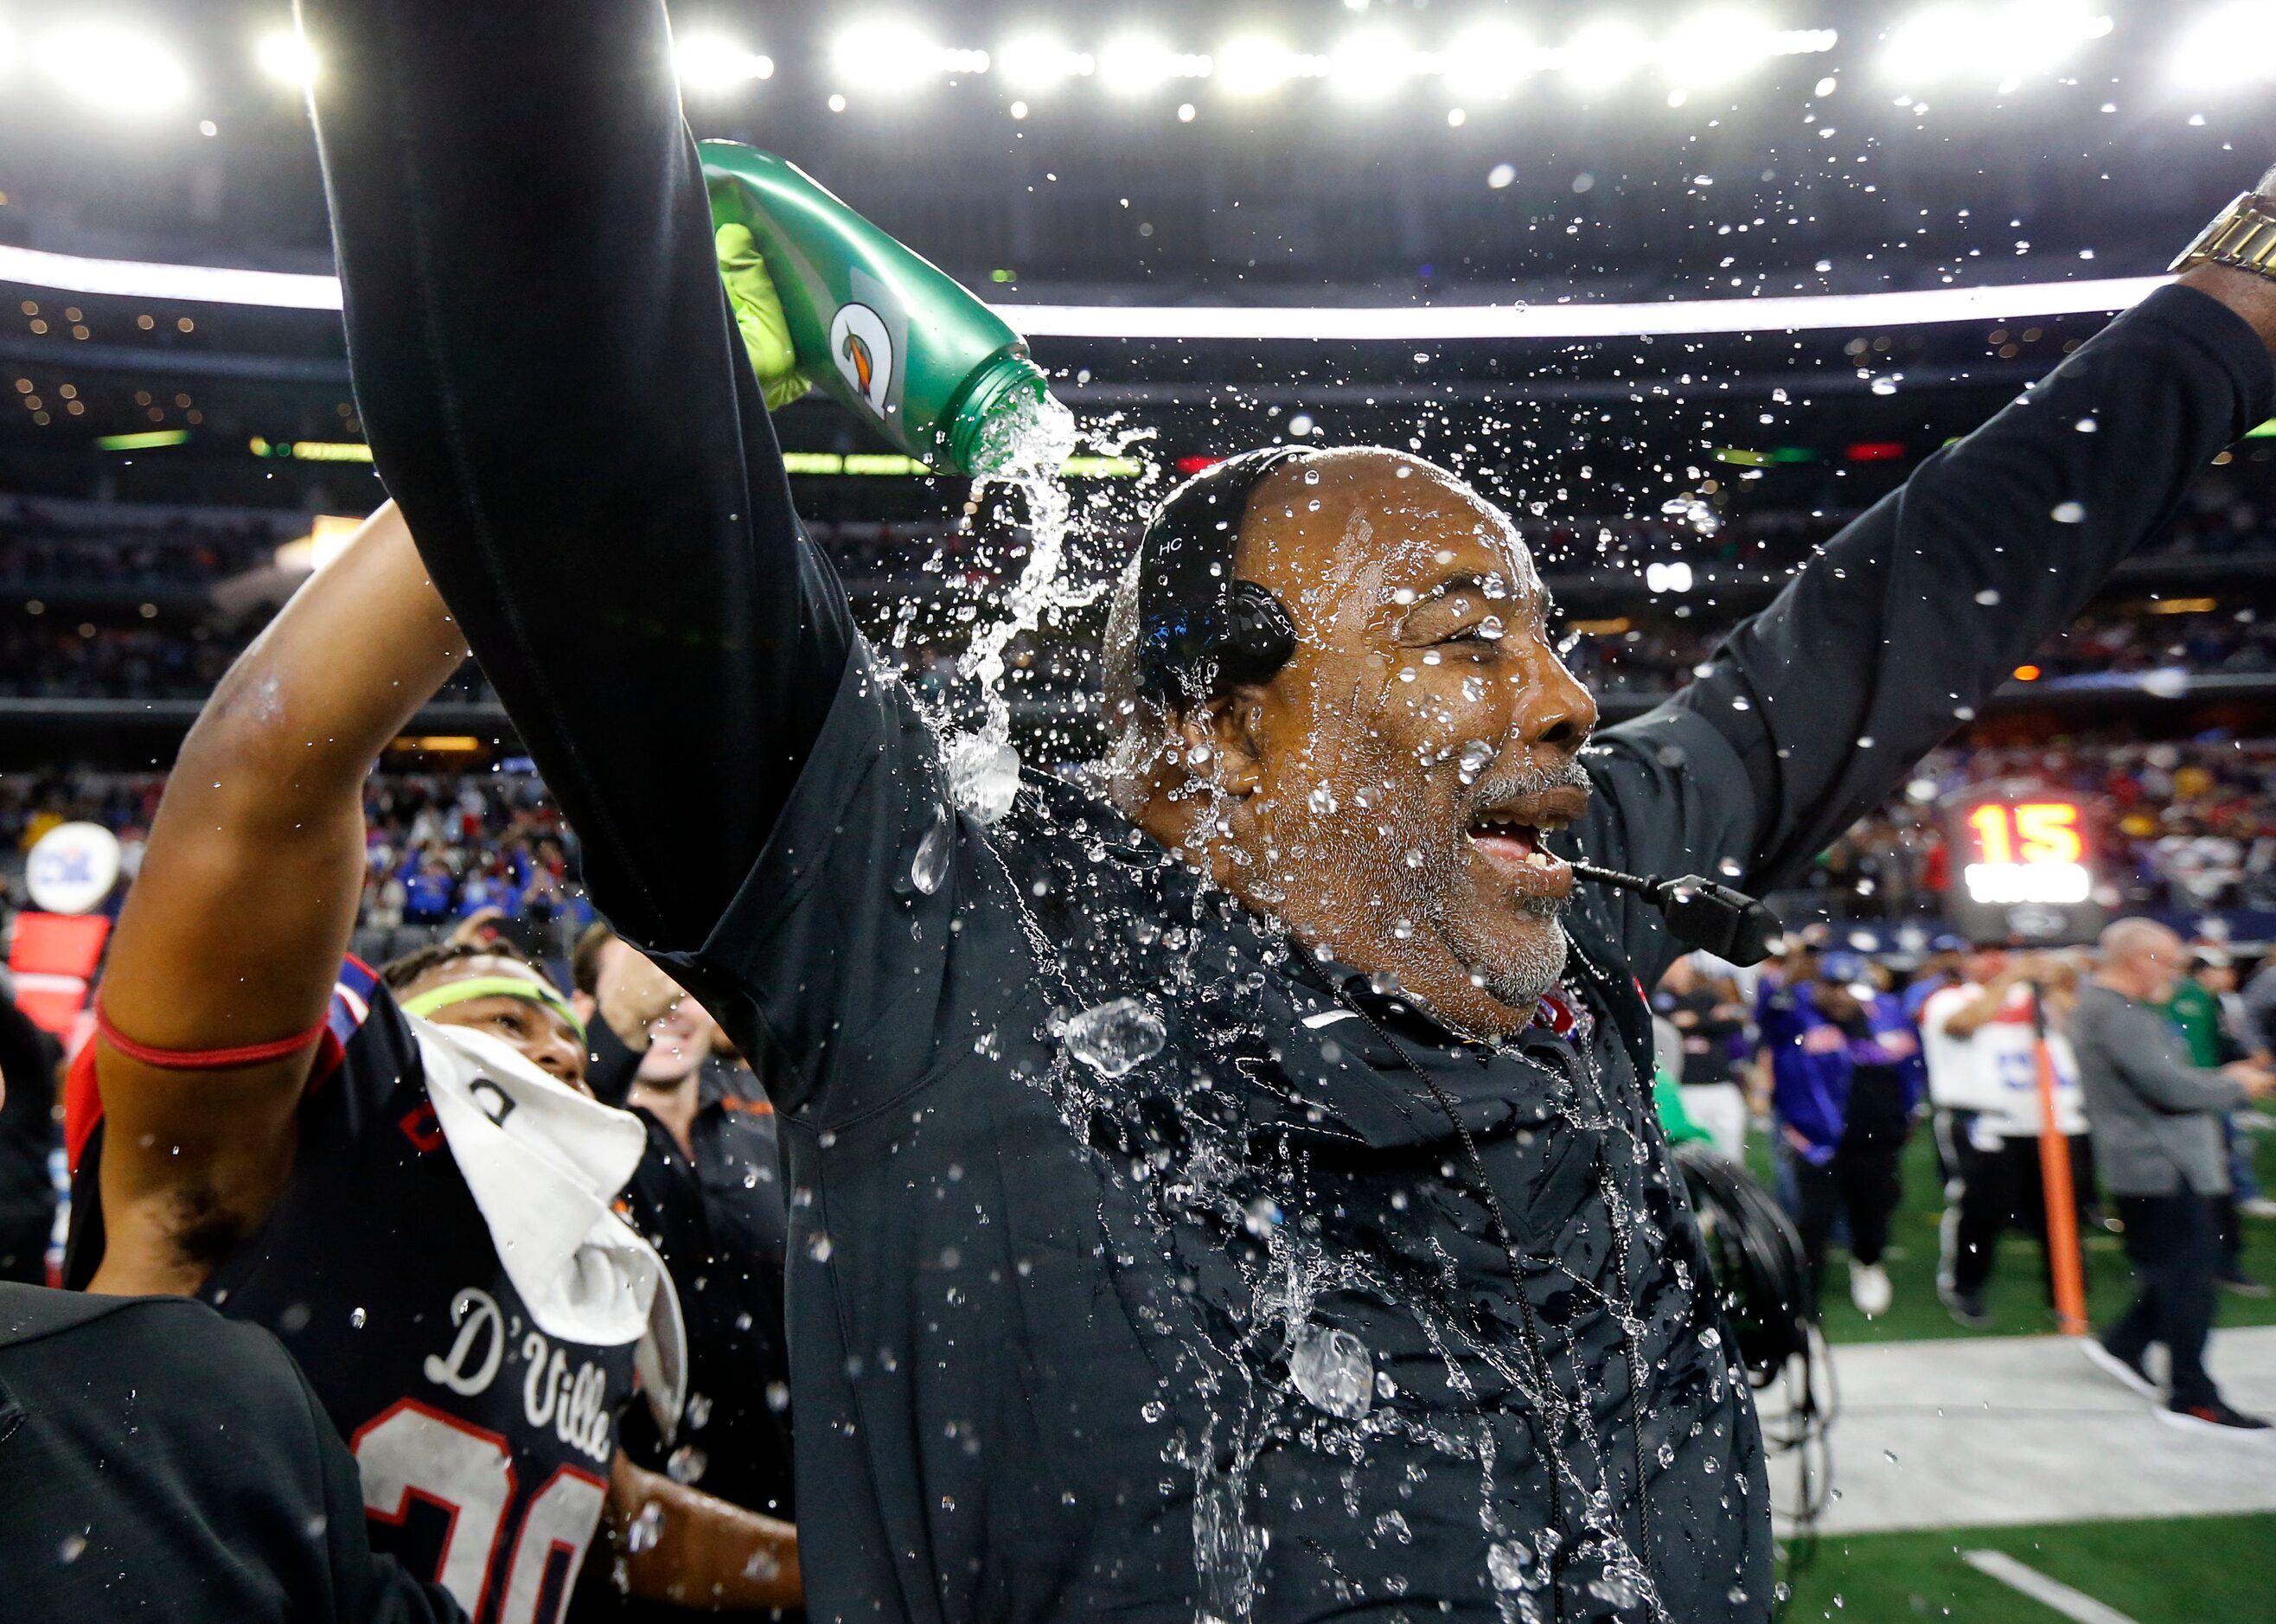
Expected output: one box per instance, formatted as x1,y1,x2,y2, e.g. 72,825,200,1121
715,224,814,412
2222,1061,2276,1099
448,905,507,949
593,939,687,1052
2176,162,2276,361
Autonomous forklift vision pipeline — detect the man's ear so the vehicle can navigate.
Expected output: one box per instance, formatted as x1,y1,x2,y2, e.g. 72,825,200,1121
1176,694,1267,798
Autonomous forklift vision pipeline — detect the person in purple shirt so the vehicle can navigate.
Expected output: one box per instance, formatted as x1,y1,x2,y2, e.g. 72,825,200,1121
1759,948,1921,1316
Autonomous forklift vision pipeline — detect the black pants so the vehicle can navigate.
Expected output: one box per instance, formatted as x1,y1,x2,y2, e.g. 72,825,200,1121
1794,1140,1903,1305
2104,1186,2224,1410
1941,1124,2093,1304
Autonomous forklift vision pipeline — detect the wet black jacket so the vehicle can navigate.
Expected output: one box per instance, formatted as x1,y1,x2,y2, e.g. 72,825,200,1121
297,3,2274,1614
0,1284,463,1623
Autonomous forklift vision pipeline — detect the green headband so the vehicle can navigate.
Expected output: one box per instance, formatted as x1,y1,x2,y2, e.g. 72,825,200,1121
399,974,587,1044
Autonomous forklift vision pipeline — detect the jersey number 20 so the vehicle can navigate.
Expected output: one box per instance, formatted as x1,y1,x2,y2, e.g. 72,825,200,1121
354,1398,608,1624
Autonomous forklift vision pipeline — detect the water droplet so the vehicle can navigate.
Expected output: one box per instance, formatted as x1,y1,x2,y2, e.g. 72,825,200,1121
349,1307,366,1329
1064,997,1167,1077
1288,1325,1372,1420
808,1232,834,1263
1487,1540,1534,1590
910,803,952,894
667,1444,708,1485
1588,1569,1643,1608
685,1392,713,1430
765,1380,791,1413
626,1502,664,1553
1307,783,1339,815
57,1532,86,1565
2050,500,2087,524
945,734,1021,825
1974,588,2001,606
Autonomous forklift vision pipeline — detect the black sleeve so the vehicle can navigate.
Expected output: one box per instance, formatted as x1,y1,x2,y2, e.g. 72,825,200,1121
299,0,855,956
1670,285,2274,890
584,1014,643,1109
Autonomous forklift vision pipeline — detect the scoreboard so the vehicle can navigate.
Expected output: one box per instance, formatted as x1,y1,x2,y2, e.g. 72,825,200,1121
1945,791,2107,943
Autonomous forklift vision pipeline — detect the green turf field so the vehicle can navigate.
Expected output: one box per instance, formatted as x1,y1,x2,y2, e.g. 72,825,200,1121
1777,1512,2276,1621
1748,1118,2276,1618
1745,1117,2276,1346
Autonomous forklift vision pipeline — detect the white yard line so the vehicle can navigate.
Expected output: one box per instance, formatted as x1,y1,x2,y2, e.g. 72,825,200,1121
1960,1550,2143,1624
1762,1326,2276,1534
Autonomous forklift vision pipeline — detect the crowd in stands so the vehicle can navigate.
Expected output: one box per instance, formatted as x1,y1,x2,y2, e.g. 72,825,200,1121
1802,737,2276,918
9,735,2276,928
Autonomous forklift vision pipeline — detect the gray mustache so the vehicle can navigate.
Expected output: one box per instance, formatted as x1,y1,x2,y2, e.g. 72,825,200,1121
1468,758,1593,810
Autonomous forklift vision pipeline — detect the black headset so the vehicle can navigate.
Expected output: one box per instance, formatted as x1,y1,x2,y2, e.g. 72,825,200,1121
1132,446,1304,703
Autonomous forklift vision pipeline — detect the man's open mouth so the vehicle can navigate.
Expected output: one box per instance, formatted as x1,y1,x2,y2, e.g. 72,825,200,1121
1464,784,1588,899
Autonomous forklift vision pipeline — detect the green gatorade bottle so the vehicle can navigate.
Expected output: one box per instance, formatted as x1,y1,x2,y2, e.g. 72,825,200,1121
700,141,1055,477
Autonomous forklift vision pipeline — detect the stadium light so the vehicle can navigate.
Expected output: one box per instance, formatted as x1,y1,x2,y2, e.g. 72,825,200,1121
1881,1,2113,89
254,29,318,90
831,20,972,91
1664,10,1782,85
1097,35,1211,93
1328,28,1416,99
0,240,2179,341
1215,36,1304,96
2170,1,2276,87
1560,20,1649,93
674,33,774,93
1443,24,1538,99
34,21,190,114
996,34,1091,90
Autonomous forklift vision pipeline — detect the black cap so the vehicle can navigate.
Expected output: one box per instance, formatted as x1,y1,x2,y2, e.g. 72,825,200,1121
1133,447,1304,703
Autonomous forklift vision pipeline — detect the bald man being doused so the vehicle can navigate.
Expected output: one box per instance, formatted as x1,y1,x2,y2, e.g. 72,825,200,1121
299,4,2276,1612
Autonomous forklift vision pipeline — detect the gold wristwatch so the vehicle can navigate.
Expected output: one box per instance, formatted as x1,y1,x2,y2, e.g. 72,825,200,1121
2170,191,2276,279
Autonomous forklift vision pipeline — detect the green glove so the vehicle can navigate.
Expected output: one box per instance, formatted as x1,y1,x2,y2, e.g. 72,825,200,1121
715,223,812,412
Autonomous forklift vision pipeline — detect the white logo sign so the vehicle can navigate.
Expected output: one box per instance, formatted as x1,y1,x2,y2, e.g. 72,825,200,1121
828,302,894,417
25,821,121,915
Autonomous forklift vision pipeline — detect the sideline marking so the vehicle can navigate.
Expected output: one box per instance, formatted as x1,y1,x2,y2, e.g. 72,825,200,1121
1960,1550,2141,1624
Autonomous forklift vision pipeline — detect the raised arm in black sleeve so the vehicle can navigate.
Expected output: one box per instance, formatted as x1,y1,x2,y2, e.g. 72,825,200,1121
297,0,852,953
1673,284,2273,888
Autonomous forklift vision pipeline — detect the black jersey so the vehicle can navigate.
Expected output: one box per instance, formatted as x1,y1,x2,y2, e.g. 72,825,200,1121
74,975,644,1624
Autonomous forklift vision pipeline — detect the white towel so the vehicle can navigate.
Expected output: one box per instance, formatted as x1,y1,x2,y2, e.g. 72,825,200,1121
412,1013,687,1436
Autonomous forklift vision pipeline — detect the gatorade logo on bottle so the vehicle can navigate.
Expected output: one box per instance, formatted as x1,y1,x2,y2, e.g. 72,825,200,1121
829,303,895,419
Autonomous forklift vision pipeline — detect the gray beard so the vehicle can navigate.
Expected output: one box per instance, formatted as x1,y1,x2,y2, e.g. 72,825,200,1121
1455,757,1589,1012
1478,912,1571,1011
